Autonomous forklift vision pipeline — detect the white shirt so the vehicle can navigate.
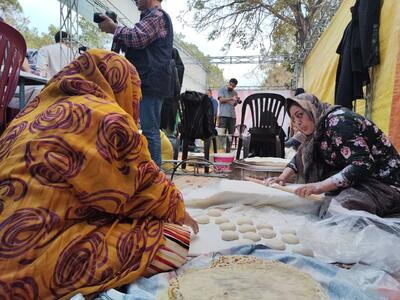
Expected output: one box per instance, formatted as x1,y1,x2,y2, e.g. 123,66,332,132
36,43,73,79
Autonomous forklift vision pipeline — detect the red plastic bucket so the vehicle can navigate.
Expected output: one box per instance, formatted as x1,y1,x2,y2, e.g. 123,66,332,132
212,153,235,171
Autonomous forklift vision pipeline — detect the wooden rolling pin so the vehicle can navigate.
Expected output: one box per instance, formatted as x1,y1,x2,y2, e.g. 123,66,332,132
244,176,324,202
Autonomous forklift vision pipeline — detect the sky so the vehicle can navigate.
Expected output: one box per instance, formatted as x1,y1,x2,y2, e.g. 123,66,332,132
18,0,263,86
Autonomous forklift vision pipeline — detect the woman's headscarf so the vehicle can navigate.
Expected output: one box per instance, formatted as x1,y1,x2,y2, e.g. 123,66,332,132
286,93,338,182
42,49,142,123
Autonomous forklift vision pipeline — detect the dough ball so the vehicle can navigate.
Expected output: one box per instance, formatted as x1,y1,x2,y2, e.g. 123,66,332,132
256,223,273,230
281,233,300,245
207,209,222,217
215,217,230,224
237,217,253,225
242,232,261,242
280,228,297,235
195,215,210,224
219,222,236,231
237,239,255,246
264,238,286,250
259,228,276,239
292,246,314,257
238,224,256,233
221,231,239,241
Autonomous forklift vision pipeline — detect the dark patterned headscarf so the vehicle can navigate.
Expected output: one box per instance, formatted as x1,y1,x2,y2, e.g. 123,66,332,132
286,93,339,183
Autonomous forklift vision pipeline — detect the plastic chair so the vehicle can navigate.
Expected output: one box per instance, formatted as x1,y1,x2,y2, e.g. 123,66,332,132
236,93,286,160
0,21,27,134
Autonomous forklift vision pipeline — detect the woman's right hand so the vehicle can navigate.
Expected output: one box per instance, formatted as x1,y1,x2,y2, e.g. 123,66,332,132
183,211,199,235
264,176,287,186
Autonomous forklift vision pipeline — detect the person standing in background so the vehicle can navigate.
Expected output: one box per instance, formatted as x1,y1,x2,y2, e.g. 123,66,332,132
36,31,73,79
98,0,174,167
217,78,239,134
207,88,218,125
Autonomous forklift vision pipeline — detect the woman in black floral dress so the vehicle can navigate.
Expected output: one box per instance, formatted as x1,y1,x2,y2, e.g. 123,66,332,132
267,93,400,217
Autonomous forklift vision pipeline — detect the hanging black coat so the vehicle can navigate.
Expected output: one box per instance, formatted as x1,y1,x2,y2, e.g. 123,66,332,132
334,0,381,109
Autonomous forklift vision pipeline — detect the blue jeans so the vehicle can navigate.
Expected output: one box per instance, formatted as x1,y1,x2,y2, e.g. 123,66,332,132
140,95,164,167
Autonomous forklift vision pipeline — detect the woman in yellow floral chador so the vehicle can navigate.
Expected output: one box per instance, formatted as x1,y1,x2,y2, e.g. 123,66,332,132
0,49,198,299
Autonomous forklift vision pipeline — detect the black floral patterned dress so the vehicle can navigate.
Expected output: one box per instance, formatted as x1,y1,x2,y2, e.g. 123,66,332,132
289,108,400,190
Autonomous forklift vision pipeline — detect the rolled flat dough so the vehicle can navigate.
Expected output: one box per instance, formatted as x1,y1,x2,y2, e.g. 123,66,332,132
237,217,253,225
215,216,230,224
207,209,222,217
259,228,276,239
281,233,300,245
264,238,286,250
195,215,210,224
219,222,236,231
221,231,239,241
292,246,314,257
257,223,273,230
238,224,256,233
242,232,261,242
169,256,328,300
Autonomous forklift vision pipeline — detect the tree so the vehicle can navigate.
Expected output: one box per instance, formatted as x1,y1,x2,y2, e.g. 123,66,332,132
185,0,326,53
176,34,225,88
78,17,112,49
261,63,292,88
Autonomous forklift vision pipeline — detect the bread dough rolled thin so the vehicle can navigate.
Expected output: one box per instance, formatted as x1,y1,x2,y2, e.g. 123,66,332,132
238,224,256,233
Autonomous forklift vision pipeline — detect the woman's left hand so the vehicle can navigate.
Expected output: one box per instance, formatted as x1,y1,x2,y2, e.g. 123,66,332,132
183,211,199,235
294,182,324,198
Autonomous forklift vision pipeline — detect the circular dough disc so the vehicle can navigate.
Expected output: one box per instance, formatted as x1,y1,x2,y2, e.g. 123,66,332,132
242,232,261,242
259,228,276,239
219,222,236,231
264,238,286,250
292,246,314,257
237,217,253,225
215,216,230,224
281,233,300,245
221,231,239,241
238,224,256,233
207,209,222,217
195,215,210,224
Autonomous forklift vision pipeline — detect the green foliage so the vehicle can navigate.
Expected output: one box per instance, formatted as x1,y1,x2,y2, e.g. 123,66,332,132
78,17,112,49
261,63,292,88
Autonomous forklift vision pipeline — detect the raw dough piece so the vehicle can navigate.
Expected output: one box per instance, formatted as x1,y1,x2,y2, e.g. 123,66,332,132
238,224,256,233
292,246,314,257
242,232,261,242
219,222,236,231
281,233,300,245
195,215,210,224
215,216,230,224
169,256,328,300
236,217,253,225
207,209,222,217
221,231,239,241
256,223,273,230
264,238,286,250
259,228,276,239
237,239,255,246
280,228,297,235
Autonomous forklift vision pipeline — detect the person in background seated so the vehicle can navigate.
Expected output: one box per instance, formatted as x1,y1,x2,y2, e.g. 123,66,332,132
36,30,73,79
267,93,400,217
208,89,218,125
0,49,198,299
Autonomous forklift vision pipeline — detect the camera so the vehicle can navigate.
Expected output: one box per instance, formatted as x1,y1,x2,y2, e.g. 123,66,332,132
93,11,118,24
236,97,242,104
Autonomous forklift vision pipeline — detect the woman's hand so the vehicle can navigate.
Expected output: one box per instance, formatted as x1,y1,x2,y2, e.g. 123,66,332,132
183,211,199,234
294,182,323,197
265,176,287,186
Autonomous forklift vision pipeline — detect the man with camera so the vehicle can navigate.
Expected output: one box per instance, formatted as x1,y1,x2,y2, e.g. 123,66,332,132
217,78,240,152
97,0,174,168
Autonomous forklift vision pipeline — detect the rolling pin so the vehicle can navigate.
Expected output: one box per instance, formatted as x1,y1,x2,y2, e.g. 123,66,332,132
244,176,324,202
